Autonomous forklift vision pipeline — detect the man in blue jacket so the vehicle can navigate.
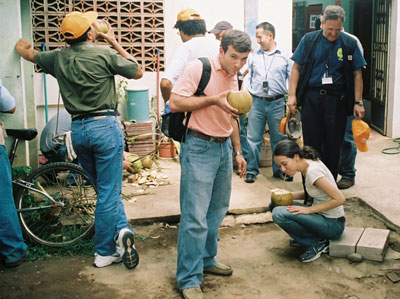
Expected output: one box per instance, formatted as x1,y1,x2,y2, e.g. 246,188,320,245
288,5,366,180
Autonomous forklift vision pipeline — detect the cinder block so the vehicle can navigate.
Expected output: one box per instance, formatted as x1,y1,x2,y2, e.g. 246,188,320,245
329,227,365,257
356,228,390,262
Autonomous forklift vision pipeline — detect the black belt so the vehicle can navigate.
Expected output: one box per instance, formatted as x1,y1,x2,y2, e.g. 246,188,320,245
187,129,228,143
308,86,344,97
72,111,116,121
259,94,285,101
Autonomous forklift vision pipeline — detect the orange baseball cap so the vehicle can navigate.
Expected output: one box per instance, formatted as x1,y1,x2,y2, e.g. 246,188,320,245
62,11,98,40
352,119,370,152
174,8,201,28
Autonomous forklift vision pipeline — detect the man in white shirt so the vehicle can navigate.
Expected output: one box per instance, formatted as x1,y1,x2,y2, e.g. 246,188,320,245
160,8,220,103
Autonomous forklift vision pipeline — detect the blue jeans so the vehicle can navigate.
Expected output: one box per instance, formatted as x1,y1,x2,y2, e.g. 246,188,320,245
339,116,357,180
239,114,249,161
301,89,347,179
177,134,232,290
271,202,345,249
0,145,28,263
246,96,287,176
71,116,131,256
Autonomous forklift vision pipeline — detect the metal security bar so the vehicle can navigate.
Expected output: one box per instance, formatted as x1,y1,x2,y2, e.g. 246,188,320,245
370,0,391,134
31,0,165,72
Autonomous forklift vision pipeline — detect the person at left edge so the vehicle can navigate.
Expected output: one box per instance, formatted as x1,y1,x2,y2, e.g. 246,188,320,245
15,11,143,270
170,30,251,299
0,80,28,267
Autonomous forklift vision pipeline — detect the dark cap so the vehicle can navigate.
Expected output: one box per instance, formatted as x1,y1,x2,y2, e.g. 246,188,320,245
209,21,233,34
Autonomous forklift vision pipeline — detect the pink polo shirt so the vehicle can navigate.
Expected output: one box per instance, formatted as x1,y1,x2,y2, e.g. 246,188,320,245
171,55,238,137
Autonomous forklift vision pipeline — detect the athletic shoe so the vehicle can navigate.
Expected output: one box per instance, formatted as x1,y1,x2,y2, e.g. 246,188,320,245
118,228,139,269
299,240,329,263
93,252,122,268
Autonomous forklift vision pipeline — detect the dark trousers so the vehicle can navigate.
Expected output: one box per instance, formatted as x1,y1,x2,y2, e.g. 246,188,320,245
301,88,348,179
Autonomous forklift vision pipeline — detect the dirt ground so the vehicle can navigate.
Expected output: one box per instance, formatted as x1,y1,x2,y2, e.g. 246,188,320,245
1,198,400,299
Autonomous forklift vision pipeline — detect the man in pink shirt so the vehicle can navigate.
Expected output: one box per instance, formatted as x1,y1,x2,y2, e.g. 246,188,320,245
170,30,251,299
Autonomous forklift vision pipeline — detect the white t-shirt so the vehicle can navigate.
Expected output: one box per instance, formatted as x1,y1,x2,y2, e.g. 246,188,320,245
162,36,220,85
0,79,16,145
305,160,345,218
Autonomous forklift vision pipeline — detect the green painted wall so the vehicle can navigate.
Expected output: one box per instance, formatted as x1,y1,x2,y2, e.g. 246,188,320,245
293,0,355,32
0,0,38,168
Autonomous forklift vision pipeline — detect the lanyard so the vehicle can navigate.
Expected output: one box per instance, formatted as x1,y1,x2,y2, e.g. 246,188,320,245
262,50,276,80
323,39,336,76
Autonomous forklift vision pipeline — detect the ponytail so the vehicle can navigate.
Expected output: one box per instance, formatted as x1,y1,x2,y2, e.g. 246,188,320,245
273,140,320,161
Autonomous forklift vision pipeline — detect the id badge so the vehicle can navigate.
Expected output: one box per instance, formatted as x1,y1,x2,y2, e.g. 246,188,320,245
322,74,333,85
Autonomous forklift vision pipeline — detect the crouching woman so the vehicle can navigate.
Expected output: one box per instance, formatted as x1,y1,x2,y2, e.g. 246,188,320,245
271,140,346,263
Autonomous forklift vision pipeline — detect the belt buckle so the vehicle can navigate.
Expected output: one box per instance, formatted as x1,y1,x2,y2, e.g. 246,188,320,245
213,137,225,143
320,89,327,95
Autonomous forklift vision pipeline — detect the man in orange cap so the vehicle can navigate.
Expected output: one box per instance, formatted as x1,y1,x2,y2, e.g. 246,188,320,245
15,11,143,270
160,8,220,104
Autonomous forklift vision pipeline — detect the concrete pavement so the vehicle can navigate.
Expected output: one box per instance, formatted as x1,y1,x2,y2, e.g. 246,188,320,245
123,130,400,232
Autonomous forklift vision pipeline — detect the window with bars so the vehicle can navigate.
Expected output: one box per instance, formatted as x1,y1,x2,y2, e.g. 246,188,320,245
31,0,165,72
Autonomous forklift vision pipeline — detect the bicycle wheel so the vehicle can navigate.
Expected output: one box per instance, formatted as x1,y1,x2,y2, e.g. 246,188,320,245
15,162,96,247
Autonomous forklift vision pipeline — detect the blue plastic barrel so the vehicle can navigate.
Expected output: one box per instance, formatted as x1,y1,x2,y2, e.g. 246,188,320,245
126,87,150,122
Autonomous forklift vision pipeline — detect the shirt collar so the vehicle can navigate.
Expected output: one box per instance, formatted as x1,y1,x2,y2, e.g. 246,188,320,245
257,45,281,55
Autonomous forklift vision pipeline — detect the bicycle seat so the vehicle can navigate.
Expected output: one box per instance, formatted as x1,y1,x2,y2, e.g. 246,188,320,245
6,128,38,141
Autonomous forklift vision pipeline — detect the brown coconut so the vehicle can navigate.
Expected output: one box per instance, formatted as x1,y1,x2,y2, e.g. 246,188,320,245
227,91,253,115
271,189,293,206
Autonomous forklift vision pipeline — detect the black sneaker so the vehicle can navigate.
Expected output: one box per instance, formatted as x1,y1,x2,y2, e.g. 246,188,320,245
245,173,256,183
299,240,329,263
337,177,355,189
118,228,139,269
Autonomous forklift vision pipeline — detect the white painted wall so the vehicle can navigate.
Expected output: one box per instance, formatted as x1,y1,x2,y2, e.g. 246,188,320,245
388,0,400,138
33,0,292,134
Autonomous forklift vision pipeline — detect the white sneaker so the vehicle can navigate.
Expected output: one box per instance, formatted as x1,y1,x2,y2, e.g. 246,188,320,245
118,228,139,269
93,252,122,268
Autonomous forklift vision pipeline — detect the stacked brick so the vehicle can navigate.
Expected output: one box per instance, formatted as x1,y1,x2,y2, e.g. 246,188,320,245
124,121,155,157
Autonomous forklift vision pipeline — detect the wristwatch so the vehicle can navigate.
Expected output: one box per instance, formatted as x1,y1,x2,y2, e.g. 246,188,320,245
355,100,364,106
233,151,243,157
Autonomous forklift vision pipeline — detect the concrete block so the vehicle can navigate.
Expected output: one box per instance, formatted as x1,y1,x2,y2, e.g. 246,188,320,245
221,215,236,227
235,212,273,225
329,227,365,257
356,228,390,262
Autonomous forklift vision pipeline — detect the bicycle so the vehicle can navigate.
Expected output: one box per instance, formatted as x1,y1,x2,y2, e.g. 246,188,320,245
7,128,96,247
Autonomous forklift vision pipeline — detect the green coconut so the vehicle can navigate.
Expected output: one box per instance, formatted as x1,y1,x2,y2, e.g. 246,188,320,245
271,189,293,206
141,155,153,169
227,91,253,115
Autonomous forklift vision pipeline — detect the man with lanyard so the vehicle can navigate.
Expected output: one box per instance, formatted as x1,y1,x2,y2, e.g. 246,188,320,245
0,80,28,267
288,5,366,180
244,22,293,183
15,11,143,269
170,30,251,299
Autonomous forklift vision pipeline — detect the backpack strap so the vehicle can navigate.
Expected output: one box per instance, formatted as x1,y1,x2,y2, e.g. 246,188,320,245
237,71,243,90
195,57,212,96
182,57,212,142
